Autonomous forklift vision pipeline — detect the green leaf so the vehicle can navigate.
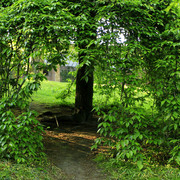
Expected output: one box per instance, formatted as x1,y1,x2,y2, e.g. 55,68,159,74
174,124,178,130
139,134,143,140
175,156,180,165
91,144,97,150
137,160,143,170
121,140,126,148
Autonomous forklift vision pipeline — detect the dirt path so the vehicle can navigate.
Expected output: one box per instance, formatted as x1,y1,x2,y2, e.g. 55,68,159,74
44,127,105,180
31,103,107,180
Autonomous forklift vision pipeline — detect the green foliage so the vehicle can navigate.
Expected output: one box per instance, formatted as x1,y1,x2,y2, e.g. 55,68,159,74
165,0,180,16
92,0,180,169
0,0,73,163
0,98,45,163
0,160,68,180
95,154,180,180
93,105,163,168
1,0,179,170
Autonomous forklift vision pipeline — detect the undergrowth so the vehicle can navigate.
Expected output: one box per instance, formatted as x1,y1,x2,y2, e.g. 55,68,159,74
0,160,68,180
94,154,180,180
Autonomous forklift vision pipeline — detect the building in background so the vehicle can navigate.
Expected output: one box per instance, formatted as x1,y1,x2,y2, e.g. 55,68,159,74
45,60,77,82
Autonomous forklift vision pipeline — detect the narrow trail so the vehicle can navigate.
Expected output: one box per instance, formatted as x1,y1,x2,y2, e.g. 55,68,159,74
44,126,105,180
31,103,108,180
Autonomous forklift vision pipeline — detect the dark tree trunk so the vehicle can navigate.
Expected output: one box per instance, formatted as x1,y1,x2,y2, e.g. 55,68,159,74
74,5,97,123
74,63,94,122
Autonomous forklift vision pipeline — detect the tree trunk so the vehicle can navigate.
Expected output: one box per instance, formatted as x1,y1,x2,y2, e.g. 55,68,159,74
74,38,94,122
74,6,96,123
74,63,94,122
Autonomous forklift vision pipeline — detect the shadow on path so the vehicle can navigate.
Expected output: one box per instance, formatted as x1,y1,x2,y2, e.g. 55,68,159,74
44,128,105,180
31,103,107,180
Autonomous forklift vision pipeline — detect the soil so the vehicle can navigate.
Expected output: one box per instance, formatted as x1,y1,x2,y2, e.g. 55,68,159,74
30,103,108,180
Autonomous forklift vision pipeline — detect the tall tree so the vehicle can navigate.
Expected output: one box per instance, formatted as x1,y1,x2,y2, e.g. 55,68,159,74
69,0,97,122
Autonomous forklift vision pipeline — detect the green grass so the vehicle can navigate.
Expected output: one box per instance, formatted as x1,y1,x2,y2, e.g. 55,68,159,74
95,154,180,180
31,80,75,106
0,160,68,180
31,81,153,110
31,80,121,107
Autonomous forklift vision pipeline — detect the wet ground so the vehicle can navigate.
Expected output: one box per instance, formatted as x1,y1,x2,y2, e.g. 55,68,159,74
30,103,107,180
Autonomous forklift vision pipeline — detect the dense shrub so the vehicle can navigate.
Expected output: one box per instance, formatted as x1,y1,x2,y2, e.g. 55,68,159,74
0,98,45,163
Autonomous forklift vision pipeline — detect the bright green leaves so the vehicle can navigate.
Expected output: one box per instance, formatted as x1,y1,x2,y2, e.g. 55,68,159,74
137,160,144,170
165,0,180,16
0,0,73,100
0,100,45,163
169,139,180,166
92,0,180,169
94,106,147,166
1,0,179,168
0,0,73,163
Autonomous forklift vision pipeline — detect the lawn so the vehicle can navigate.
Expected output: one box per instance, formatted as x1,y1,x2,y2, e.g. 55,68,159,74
31,80,75,106
31,80,130,107
31,80,121,107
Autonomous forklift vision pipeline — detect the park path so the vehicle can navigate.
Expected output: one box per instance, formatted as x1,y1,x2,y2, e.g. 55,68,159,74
43,126,105,180
30,103,107,180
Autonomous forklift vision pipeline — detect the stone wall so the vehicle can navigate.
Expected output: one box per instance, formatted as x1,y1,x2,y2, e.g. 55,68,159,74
45,65,60,82
60,66,76,82
45,65,76,82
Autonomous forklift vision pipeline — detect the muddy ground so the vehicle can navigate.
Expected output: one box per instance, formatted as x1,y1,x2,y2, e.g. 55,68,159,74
30,103,108,180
